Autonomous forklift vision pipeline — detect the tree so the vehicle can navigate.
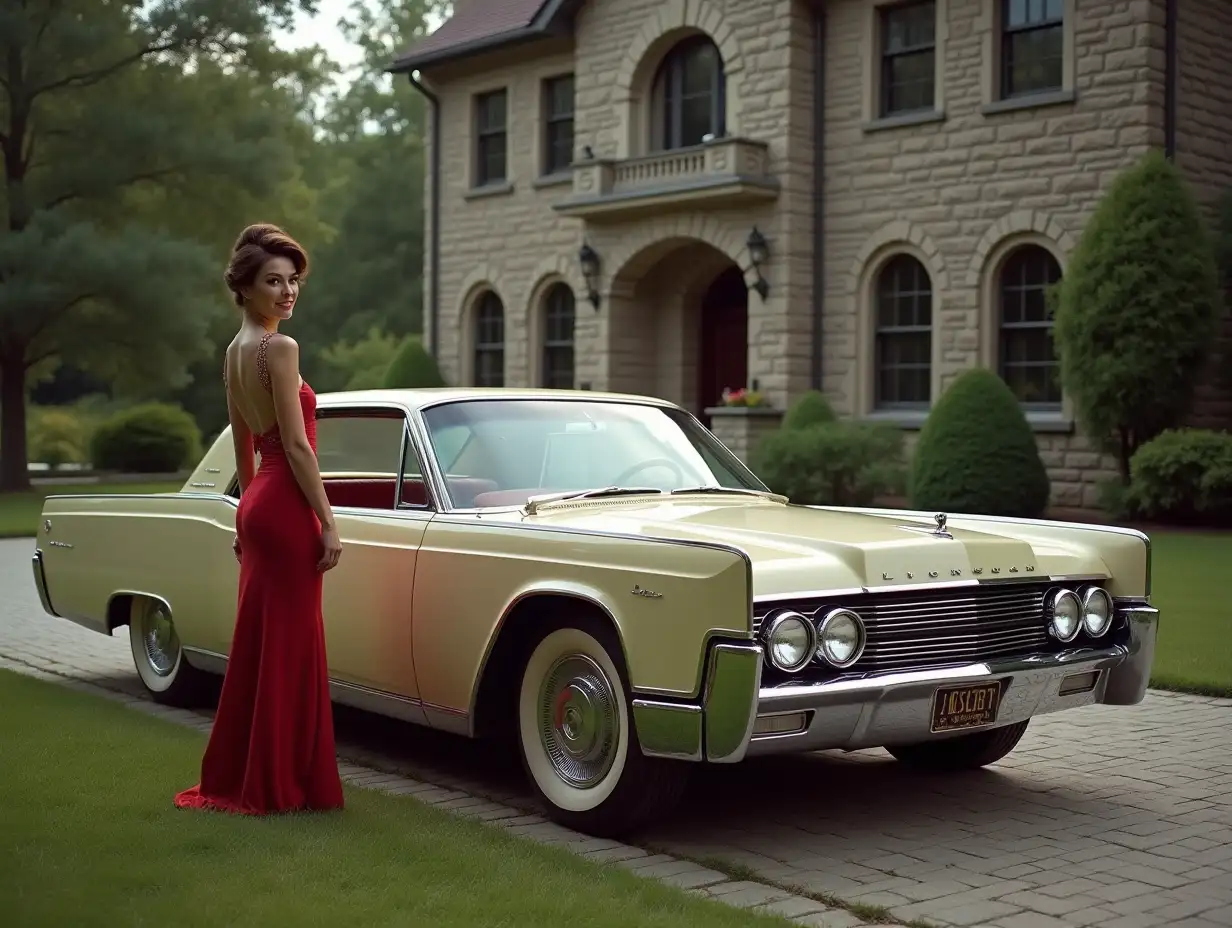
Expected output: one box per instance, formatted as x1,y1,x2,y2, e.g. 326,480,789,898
1053,151,1221,483
0,0,321,490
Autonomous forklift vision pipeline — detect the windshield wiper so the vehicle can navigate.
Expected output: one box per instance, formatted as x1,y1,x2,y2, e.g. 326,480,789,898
670,485,777,497
525,486,664,514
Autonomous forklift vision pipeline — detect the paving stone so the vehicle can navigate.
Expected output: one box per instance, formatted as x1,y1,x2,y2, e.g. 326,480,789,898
789,910,867,928
754,894,829,918
657,866,729,890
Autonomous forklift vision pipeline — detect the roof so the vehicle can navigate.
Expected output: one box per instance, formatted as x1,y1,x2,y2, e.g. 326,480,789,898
315,387,680,413
387,0,571,73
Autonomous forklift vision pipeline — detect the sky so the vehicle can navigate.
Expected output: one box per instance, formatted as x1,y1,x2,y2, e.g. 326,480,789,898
274,0,446,80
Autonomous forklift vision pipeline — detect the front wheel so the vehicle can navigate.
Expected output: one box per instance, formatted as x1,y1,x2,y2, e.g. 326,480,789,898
886,720,1030,771
127,597,210,707
517,621,690,837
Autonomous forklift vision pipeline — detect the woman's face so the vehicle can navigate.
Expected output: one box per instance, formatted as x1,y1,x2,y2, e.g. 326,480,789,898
243,256,300,320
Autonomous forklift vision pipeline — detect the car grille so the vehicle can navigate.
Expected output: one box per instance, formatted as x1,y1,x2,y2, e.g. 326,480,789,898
753,581,1053,673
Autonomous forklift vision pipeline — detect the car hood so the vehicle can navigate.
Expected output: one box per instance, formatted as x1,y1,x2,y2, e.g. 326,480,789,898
526,495,1109,597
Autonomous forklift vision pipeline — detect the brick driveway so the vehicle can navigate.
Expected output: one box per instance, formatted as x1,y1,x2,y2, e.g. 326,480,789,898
4,538,1231,928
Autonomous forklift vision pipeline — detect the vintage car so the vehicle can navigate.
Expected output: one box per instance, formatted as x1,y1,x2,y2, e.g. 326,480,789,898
32,389,1158,836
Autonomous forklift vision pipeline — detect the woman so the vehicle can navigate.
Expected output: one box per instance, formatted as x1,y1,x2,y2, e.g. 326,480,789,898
175,223,345,815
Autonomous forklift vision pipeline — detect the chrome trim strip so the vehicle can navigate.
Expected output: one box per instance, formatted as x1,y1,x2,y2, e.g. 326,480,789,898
31,550,59,617
808,504,1153,598
631,699,703,761
703,642,763,763
751,574,1108,606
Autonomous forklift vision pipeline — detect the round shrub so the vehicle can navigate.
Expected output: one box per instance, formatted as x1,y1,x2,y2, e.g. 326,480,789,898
382,337,446,389
29,408,88,469
781,390,836,431
90,403,202,473
910,368,1050,518
1125,428,1232,525
751,421,905,506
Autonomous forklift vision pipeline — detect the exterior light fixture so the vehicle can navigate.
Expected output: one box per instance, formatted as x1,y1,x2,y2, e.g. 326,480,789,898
578,242,602,310
745,226,770,300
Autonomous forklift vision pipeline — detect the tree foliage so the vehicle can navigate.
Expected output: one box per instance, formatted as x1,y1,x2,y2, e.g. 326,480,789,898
0,0,324,488
1053,151,1221,483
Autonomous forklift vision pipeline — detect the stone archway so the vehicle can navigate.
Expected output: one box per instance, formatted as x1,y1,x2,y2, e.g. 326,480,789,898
606,237,747,414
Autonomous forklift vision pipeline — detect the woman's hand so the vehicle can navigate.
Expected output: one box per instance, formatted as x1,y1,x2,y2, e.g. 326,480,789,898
232,535,242,563
318,524,342,572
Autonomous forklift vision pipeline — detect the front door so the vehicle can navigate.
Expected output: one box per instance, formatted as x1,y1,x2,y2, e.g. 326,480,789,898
698,266,749,426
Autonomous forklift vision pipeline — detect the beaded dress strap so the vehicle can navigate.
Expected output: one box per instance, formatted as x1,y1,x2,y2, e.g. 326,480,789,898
256,332,274,392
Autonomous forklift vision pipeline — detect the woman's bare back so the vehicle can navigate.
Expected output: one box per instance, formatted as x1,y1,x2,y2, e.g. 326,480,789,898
225,327,302,437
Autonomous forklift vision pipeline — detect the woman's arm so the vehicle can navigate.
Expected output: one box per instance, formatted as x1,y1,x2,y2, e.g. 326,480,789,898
264,334,338,532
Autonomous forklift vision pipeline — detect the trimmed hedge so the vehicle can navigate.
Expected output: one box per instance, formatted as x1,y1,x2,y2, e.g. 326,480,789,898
751,420,904,507
780,390,836,431
90,403,202,473
910,368,1050,518
382,337,446,389
1125,428,1232,526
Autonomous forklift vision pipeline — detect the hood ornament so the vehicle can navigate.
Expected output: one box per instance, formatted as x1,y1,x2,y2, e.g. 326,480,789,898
931,512,953,539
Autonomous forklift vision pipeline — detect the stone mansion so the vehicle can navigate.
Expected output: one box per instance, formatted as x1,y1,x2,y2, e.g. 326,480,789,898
392,0,1232,508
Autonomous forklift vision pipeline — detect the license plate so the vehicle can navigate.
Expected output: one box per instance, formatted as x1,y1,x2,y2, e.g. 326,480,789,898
931,682,1002,733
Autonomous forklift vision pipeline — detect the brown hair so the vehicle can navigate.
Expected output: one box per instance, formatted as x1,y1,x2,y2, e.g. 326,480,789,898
223,223,310,307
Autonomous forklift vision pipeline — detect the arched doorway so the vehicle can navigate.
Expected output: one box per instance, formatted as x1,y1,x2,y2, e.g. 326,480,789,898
698,266,748,425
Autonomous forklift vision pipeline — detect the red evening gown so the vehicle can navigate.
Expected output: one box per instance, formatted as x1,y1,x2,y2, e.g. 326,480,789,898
175,332,345,815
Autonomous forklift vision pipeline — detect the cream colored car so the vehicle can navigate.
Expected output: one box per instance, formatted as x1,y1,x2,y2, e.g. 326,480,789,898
32,389,1158,836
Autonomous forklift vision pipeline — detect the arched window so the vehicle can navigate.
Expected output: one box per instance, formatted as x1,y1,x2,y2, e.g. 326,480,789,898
874,254,932,409
473,292,505,387
997,245,1062,408
650,36,725,151
541,284,575,389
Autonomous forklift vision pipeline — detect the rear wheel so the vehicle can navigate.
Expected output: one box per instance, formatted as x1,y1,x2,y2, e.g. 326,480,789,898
886,720,1030,771
516,619,690,838
127,598,210,707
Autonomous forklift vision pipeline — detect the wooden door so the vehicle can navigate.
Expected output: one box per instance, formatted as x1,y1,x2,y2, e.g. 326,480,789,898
698,266,749,426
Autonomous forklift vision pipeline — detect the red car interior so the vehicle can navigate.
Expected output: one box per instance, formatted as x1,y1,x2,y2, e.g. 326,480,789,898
322,477,500,510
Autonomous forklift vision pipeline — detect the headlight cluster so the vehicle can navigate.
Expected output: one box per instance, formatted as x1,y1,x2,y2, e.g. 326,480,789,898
763,608,866,672
1047,585,1114,642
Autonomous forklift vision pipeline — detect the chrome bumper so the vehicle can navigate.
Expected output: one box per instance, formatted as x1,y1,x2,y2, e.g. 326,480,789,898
31,549,59,617
632,605,1158,763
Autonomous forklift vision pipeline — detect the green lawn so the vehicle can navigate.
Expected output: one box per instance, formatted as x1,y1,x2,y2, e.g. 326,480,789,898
1146,530,1231,697
0,480,183,537
0,669,792,928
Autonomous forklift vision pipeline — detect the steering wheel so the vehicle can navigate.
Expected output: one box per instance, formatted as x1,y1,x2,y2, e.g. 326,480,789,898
612,457,687,486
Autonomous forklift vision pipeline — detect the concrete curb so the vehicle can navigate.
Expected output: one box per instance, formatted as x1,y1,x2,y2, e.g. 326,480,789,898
0,653,913,928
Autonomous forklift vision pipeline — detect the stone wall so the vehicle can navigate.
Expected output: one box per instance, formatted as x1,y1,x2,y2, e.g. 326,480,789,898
820,0,1163,507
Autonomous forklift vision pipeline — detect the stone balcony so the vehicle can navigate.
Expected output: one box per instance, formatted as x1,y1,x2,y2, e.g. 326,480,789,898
554,137,780,221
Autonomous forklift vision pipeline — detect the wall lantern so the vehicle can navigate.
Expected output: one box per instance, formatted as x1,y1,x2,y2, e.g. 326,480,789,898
745,226,770,300
578,242,602,310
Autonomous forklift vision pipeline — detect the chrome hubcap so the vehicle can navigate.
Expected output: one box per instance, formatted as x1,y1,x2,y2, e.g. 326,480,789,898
141,604,179,677
538,654,619,789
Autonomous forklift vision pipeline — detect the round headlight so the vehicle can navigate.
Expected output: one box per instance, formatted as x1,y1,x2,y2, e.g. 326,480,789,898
765,611,815,672
816,609,865,668
1082,587,1114,637
1048,589,1082,642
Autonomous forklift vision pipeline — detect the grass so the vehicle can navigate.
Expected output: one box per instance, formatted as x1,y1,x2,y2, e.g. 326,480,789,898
0,668,794,928
1145,529,1232,697
0,480,183,538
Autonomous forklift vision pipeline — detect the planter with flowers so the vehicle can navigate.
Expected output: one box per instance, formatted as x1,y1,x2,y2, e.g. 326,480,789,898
704,386,781,465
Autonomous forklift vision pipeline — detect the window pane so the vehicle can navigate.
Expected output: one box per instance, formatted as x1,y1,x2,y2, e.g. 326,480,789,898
681,42,720,96
1004,26,1063,96
885,50,935,113
546,75,573,118
998,247,1062,406
315,416,405,477
477,91,506,132
546,120,573,174
679,92,716,146
883,1,935,53
874,255,932,408
478,134,506,185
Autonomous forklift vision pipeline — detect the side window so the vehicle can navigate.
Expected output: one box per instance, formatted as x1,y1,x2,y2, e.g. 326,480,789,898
315,411,431,511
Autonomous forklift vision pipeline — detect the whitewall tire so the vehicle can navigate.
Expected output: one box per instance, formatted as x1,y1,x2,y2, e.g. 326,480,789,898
127,597,208,707
516,619,690,837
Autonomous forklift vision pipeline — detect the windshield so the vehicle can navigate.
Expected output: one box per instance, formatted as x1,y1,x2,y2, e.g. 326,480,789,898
421,399,769,509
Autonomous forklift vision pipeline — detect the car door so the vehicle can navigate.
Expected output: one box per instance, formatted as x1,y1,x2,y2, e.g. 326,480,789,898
313,406,431,701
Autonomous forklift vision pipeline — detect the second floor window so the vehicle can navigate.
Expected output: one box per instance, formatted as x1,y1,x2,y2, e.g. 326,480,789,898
880,1,936,117
475,89,507,186
543,75,574,176
651,36,725,151
1001,0,1064,98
